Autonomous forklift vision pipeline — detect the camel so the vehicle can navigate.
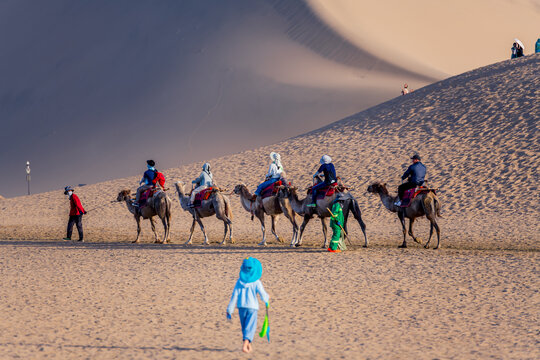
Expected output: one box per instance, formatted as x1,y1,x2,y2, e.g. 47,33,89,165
233,184,298,246
116,189,172,244
277,185,368,248
366,182,441,249
175,181,233,245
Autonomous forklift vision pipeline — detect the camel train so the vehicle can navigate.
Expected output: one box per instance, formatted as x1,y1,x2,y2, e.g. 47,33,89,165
116,155,440,249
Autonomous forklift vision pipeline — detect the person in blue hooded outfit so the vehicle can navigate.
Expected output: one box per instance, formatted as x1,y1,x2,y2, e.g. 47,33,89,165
227,257,269,353
134,160,157,206
307,155,337,207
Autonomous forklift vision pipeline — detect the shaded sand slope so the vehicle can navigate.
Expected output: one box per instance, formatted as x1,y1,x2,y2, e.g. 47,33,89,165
0,56,538,249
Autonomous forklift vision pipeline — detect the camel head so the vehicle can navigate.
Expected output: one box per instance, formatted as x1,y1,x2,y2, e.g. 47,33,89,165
233,184,246,195
117,189,131,202
175,181,185,194
276,185,293,198
367,182,389,195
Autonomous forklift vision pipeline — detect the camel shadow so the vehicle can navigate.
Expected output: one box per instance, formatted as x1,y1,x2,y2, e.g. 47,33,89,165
0,341,232,352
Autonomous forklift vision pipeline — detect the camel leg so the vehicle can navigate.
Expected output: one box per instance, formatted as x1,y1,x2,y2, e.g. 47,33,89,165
321,217,329,248
216,212,233,245
398,211,407,248
270,215,281,244
150,217,161,243
425,222,434,249
351,201,368,248
258,213,267,246
282,209,297,245
133,215,142,243
433,220,441,250
408,218,422,244
161,216,169,244
294,216,312,247
196,217,209,245
186,218,196,245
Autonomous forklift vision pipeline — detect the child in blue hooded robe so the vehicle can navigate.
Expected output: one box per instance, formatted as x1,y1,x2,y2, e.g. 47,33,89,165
226,257,269,353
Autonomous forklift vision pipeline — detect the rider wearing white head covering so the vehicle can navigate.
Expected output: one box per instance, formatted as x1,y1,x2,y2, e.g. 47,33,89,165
190,162,214,206
254,152,285,196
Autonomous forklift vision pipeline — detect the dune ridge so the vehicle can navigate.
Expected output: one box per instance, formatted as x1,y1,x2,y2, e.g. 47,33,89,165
0,55,538,250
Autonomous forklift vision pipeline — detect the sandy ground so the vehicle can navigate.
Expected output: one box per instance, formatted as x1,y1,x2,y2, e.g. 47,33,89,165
0,241,537,359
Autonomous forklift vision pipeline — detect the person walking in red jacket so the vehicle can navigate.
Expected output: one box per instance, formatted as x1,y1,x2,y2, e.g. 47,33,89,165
63,186,86,242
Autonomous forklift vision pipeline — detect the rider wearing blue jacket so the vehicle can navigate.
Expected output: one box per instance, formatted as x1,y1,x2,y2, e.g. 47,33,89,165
307,155,337,207
395,154,426,206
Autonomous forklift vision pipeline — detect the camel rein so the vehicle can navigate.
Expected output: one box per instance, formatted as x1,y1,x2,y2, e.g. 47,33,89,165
85,200,117,214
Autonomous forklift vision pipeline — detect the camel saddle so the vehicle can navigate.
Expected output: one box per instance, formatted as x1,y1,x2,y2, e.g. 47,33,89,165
260,180,283,199
139,188,158,208
307,182,341,199
192,187,215,208
399,186,436,207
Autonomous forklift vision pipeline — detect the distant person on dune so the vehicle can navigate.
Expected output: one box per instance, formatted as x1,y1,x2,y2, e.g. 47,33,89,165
401,83,412,95
189,162,213,208
511,42,518,58
134,160,157,206
227,257,269,353
63,186,86,242
536,38,540,53
512,41,524,58
254,152,284,200
395,154,426,206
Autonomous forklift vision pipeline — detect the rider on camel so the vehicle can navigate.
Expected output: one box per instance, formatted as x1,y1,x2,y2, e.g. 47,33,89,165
189,162,213,208
134,160,157,207
395,154,426,206
307,155,337,207
254,152,284,199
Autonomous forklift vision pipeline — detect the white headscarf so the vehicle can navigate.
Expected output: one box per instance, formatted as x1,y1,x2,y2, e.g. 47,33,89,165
202,162,213,178
320,155,332,164
270,152,283,171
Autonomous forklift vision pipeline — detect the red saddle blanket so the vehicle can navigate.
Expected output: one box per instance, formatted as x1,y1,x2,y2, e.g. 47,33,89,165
307,182,339,199
140,188,156,208
194,187,214,203
260,180,282,199
400,186,433,207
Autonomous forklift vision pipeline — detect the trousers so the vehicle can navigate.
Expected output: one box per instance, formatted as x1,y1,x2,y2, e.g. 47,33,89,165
238,308,258,342
398,182,418,200
255,178,279,196
190,185,208,203
67,215,83,240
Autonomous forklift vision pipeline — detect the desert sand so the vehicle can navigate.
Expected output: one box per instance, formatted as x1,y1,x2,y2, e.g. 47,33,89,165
0,55,538,358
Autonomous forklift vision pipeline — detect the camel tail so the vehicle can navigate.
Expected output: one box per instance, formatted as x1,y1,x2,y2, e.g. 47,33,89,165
433,196,441,218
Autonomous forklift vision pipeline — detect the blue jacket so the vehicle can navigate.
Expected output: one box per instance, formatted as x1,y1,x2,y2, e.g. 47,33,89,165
402,162,426,185
316,163,337,184
141,169,156,185
227,279,269,313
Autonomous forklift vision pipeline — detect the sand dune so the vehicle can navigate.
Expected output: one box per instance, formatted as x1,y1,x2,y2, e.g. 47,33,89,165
1,55,538,250
2,0,537,197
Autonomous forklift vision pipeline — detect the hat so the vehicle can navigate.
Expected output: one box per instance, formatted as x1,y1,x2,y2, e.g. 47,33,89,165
411,154,421,161
147,160,156,167
320,155,332,164
239,257,263,283
64,186,74,195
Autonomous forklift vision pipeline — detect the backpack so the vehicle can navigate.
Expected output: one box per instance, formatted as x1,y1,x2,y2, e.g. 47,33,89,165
152,170,166,188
